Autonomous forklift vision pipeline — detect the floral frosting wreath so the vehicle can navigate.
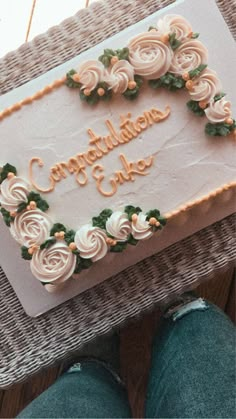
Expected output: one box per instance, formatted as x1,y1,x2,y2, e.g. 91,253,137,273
0,163,166,293
66,14,235,137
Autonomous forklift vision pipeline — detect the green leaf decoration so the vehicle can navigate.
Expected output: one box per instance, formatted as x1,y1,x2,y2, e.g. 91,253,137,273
149,73,185,91
123,75,143,100
157,215,167,227
80,89,100,105
0,207,14,227
27,191,49,212
64,229,76,246
92,209,113,230
40,238,57,250
188,64,207,79
66,69,81,88
0,163,17,183
110,241,127,253
191,32,199,39
214,92,226,102
99,48,129,67
74,255,93,274
145,209,161,221
17,202,28,213
50,223,67,236
187,100,205,116
205,120,236,137
124,205,142,221
116,47,129,61
169,32,181,50
21,246,32,260
127,234,138,246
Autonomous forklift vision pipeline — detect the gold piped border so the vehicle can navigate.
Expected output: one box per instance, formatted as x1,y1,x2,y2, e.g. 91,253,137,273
0,76,66,121
165,181,236,221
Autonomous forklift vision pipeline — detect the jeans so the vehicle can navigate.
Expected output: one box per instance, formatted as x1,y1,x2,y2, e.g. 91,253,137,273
18,302,236,418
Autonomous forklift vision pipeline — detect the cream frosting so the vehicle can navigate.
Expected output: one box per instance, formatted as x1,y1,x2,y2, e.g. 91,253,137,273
128,32,173,79
131,213,153,240
157,14,192,42
205,98,232,123
104,60,135,93
75,224,108,261
0,176,31,212
77,60,105,91
106,211,131,241
169,39,208,76
30,242,77,283
189,68,222,103
10,209,53,248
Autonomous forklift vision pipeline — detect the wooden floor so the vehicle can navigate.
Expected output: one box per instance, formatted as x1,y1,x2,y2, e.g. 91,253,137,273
0,268,235,418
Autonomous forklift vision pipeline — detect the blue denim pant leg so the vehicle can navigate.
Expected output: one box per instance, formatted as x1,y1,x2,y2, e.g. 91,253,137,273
18,360,131,418
145,301,236,418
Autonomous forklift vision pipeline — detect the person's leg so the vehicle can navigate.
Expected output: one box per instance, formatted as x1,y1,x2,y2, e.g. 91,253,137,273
18,335,131,418
145,297,236,418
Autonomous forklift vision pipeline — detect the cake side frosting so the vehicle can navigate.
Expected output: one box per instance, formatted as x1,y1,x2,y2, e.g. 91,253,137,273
0,9,236,293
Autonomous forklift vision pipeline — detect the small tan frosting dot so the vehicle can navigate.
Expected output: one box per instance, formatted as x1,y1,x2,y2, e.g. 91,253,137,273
54,232,60,238
106,237,113,245
112,240,117,246
97,87,105,97
161,34,170,44
225,118,233,125
149,217,157,226
182,72,190,81
84,88,91,97
188,31,193,38
199,101,208,109
185,80,194,90
10,211,16,218
131,213,138,223
29,201,37,209
69,242,77,251
28,247,34,255
26,205,31,211
7,172,15,180
72,73,80,83
59,231,65,239
155,221,160,227
128,81,137,90
110,56,119,65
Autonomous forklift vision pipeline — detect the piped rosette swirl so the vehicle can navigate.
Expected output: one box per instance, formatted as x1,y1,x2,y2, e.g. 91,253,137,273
169,39,208,76
74,60,105,93
131,212,153,240
205,98,233,123
0,175,31,212
75,224,108,262
156,14,193,42
104,60,135,94
106,211,131,241
128,32,173,79
188,68,222,104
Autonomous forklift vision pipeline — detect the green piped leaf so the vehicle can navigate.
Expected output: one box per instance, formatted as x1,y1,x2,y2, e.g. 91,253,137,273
66,69,81,88
145,209,161,221
187,100,205,116
169,32,181,50
92,209,113,230
157,215,167,227
0,207,14,227
21,246,32,260
214,92,226,102
188,64,207,79
74,255,93,274
116,47,129,61
205,120,236,137
99,48,129,67
127,234,138,246
149,72,185,91
110,241,127,253
123,75,143,100
17,202,28,213
64,229,76,246
0,163,17,183
40,238,57,250
27,191,49,212
124,205,142,221
191,32,200,39
50,223,67,236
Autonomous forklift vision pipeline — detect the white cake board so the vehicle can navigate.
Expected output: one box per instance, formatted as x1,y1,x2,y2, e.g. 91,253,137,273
0,0,235,317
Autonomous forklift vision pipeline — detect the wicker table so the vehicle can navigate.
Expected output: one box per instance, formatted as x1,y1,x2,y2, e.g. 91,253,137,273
0,0,235,388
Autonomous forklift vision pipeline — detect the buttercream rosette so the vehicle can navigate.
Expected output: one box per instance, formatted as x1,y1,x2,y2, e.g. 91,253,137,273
0,176,31,212
189,68,222,103
10,209,53,248
169,39,208,76
104,60,135,93
157,14,192,42
77,60,105,91
75,224,108,262
128,32,173,79
205,98,232,123
131,212,153,240
106,211,131,241
30,242,77,284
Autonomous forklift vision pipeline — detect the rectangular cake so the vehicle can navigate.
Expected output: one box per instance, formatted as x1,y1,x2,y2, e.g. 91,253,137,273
0,0,235,316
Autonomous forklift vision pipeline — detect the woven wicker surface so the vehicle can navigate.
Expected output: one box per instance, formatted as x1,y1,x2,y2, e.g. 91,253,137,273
0,0,235,388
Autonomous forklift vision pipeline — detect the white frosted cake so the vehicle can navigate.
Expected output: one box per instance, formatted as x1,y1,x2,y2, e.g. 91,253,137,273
0,0,235,315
